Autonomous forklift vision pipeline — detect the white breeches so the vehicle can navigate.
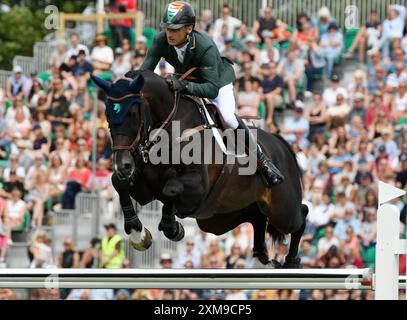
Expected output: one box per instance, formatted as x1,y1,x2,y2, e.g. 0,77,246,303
209,83,239,129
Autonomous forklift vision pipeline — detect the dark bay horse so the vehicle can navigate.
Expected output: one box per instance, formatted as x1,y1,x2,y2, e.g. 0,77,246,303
91,70,308,268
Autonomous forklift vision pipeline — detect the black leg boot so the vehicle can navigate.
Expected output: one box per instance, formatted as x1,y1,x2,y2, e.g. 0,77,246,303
235,116,285,187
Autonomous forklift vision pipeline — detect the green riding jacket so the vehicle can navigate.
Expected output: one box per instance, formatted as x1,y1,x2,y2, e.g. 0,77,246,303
140,30,236,99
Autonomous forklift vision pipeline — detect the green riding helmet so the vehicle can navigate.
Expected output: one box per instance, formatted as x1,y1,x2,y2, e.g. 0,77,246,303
160,1,196,30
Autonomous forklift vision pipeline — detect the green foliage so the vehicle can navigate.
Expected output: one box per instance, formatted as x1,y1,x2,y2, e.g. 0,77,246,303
0,7,47,69
0,1,93,70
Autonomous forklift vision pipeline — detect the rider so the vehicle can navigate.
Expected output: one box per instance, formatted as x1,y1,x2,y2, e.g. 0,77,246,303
140,1,284,187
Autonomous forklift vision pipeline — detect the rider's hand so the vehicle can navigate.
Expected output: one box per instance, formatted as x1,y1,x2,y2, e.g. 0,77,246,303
166,75,188,93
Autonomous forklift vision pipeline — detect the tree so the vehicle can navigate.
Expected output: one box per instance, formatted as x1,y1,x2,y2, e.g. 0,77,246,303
0,1,93,70
0,7,47,69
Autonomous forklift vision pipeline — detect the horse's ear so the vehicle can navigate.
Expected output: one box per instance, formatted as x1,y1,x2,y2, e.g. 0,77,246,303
90,74,111,92
129,75,144,93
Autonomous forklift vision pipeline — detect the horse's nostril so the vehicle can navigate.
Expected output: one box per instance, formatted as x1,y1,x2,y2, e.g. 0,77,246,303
124,163,132,169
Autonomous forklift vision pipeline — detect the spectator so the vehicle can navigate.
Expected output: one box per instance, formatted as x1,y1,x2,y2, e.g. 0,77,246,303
80,237,101,268
0,197,9,264
8,108,31,141
134,36,148,58
85,158,113,216
99,223,125,269
320,22,343,78
327,92,350,129
213,4,242,42
317,225,340,257
112,47,132,80
260,63,283,129
62,157,91,209
360,209,377,248
315,6,336,38
322,74,348,108
253,6,287,45
91,34,114,73
201,240,225,268
374,127,398,159
6,66,27,103
28,79,44,110
345,9,381,62
66,33,90,60
57,237,80,268
236,80,261,126
380,4,406,59
47,78,72,129
277,49,305,107
72,50,93,82
305,93,328,143
391,80,407,122
225,242,245,269
303,37,326,93
333,208,361,241
224,224,250,255
29,230,54,268
51,39,68,68
160,253,173,269
107,0,137,48
198,9,214,36
25,169,49,228
282,100,310,149
348,92,367,124
6,187,27,232
298,239,317,267
174,239,201,268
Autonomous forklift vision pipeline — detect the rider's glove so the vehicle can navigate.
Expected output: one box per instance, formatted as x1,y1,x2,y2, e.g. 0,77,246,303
166,75,188,93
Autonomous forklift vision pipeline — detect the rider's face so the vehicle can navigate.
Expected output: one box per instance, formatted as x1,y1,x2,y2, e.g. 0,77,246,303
166,26,192,47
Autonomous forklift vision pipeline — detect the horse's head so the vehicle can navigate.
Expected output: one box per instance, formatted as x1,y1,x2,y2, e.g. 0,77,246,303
91,73,144,180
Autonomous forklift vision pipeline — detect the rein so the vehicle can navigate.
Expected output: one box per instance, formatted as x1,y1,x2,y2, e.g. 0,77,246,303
112,67,198,163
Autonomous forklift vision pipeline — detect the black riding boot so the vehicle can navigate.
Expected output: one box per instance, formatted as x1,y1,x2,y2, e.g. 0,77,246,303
235,117,284,187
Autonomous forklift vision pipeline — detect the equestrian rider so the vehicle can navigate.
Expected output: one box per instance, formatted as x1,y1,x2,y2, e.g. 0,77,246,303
140,1,284,187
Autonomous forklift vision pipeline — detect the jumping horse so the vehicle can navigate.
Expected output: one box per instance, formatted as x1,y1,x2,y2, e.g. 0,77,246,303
91,69,308,268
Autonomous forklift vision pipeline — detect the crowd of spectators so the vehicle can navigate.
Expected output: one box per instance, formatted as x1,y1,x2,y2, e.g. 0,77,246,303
0,3,407,300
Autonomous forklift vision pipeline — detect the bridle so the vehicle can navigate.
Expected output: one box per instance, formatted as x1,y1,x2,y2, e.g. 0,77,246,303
110,68,198,164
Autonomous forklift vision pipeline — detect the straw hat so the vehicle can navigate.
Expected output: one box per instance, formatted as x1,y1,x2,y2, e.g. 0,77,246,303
94,34,109,45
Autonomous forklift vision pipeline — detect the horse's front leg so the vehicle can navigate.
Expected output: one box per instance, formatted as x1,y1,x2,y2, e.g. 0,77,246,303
158,202,185,242
111,173,152,251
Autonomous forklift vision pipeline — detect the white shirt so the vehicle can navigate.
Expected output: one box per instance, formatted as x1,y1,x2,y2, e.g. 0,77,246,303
382,5,407,39
66,44,90,61
213,16,242,40
322,86,348,108
91,46,114,65
7,199,26,220
174,42,188,64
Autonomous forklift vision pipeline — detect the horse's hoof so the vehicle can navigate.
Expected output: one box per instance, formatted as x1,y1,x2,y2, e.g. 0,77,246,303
267,259,283,269
283,257,302,269
165,222,184,242
130,228,152,251
252,258,268,269
252,251,270,266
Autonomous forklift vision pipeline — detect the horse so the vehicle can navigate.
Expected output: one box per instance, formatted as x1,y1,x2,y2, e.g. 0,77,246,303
91,69,308,268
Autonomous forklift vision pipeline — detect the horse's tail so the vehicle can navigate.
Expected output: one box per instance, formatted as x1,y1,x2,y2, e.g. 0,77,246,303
266,222,285,244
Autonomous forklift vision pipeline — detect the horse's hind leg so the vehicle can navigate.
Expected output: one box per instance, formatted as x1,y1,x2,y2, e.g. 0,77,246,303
112,173,152,251
159,203,184,242
283,204,309,268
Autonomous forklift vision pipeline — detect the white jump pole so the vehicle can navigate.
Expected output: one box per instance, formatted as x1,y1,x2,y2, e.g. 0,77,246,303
375,181,407,300
0,268,372,290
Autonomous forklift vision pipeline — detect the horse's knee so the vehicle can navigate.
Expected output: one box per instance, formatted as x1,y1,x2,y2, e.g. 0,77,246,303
111,173,129,192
